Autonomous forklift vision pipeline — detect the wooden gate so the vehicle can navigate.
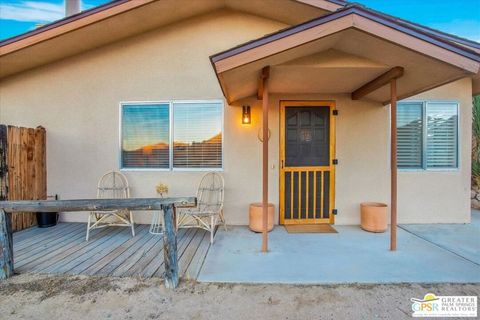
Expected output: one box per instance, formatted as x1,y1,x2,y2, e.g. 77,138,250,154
0,125,47,232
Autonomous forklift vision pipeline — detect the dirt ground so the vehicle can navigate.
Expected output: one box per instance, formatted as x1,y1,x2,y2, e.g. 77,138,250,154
0,274,478,320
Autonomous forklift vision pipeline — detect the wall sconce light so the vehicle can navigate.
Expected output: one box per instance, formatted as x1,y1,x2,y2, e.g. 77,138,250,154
242,105,251,124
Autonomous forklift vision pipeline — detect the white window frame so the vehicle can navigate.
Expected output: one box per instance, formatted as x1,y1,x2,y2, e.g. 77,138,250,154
119,100,224,172
397,100,460,172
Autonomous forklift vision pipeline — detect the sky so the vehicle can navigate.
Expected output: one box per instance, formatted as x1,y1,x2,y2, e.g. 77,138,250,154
0,0,111,39
0,0,479,41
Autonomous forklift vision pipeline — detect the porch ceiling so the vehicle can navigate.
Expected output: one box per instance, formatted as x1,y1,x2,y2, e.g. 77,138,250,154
211,6,480,104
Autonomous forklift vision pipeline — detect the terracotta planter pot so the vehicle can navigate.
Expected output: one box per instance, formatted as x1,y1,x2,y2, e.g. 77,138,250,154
360,202,387,233
249,203,274,232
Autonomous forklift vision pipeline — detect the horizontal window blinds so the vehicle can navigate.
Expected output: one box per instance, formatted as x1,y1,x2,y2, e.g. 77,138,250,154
396,101,458,170
120,101,224,170
173,102,223,169
121,104,170,169
426,103,458,168
397,103,423,169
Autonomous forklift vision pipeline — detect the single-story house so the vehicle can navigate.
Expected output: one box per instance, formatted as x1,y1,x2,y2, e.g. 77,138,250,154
1,0,479,240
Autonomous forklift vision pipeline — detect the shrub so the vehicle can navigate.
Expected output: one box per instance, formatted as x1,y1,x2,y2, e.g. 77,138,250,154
473,96,480,187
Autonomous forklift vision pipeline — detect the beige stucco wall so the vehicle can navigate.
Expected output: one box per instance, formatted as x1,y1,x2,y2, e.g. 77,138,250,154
398,78,472,223
0,9,472,225
0,10,287,224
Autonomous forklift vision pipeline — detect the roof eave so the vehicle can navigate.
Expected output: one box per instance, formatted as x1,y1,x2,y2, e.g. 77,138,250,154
0,0,345,56
0,0,159,56
210,6,480,68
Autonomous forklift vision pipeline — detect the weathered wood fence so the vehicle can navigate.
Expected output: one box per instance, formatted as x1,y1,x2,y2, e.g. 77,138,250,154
0,126,7,202
0,197,196,289
0,125,47,232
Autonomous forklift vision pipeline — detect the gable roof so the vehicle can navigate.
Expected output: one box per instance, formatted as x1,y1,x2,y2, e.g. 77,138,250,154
211,4,480,66
0,0,342,55
0,0,479,82
2,0,478,56
0,0,343,79
210,4,480,103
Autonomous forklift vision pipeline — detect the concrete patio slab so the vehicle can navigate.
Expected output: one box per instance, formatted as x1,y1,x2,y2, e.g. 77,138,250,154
198,225,480,284
400,211,480,265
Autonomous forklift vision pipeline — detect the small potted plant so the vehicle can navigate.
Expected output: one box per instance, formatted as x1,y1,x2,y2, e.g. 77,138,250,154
150,183,169,235
155,183,169,198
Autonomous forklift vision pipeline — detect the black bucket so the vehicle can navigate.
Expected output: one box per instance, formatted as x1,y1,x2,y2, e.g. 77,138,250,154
36,212,58,228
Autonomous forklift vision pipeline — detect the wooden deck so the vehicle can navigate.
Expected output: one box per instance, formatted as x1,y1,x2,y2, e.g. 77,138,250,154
12,223,211,280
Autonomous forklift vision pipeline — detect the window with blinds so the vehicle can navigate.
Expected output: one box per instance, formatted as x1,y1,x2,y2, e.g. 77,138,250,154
120,101,223,170
397,101,458,170
121,104,170,169
397,103,423,169
426,102,458,168
173,102,223,169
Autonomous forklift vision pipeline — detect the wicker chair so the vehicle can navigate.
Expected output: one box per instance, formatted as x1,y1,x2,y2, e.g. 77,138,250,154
177,172,225,243
86,171,135,241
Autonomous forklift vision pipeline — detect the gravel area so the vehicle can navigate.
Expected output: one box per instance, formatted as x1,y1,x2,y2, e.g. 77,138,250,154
0,274,478,319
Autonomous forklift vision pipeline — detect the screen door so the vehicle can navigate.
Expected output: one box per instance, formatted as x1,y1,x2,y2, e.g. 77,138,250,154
280,101,335,225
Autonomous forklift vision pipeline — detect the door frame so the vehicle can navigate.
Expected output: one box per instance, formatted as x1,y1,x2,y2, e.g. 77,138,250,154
279,100,336,225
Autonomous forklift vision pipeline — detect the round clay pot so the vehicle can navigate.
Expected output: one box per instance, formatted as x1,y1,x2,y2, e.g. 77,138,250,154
249,203,274,232
360,202,387,233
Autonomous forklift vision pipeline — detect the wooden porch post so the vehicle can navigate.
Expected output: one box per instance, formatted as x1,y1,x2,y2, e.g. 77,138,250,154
163,204,178,288
0,209,13,279
261,66,270,252
390,79,398,251
352,67,403,251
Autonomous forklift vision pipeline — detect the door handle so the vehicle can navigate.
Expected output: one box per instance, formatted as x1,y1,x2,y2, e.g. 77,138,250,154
281,160,284,169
